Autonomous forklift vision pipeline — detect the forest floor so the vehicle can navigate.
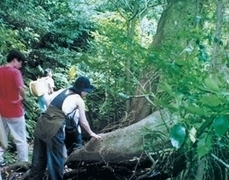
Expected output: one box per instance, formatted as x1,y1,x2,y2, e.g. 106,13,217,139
0,142,170,180
1,149,167,180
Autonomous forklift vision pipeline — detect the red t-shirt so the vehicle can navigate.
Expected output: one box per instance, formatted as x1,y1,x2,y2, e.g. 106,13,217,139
0,66,24,117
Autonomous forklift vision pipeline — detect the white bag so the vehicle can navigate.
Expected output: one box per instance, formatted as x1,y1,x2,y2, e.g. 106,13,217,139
29,78,46,97
0,115,8,149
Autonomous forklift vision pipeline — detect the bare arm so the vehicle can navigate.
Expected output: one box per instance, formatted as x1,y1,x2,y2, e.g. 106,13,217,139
19,86,25,99
78,98,101,139
12,86,25,104
48,84,54,94
48,78,55,94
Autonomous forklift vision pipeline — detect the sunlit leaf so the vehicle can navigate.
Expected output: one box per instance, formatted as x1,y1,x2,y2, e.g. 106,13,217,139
169,124,186,149
189,127,197,143
118,92,130,99
200,94,223,107
68,66,77,80
204,77,220,92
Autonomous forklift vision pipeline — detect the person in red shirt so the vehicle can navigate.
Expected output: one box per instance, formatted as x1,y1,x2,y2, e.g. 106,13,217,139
0,49,28,166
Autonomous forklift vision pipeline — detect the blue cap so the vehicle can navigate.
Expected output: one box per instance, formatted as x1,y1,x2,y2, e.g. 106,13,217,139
69,76,94,93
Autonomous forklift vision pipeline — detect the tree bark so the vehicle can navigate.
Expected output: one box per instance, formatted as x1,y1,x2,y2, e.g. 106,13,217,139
66,109,173,165
127,3,174,123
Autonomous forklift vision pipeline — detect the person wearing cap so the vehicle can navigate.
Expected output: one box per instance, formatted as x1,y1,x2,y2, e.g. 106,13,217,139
28,76,101,180
0,49,29,167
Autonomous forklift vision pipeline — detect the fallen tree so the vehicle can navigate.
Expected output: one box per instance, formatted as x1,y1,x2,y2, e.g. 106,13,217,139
3,110,186,180
66,110,174,164
63,109,189,180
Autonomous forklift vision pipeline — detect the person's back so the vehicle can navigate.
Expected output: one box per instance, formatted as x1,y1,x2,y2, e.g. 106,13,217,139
37,68,55,113
43,68,55,95
0,66,24,117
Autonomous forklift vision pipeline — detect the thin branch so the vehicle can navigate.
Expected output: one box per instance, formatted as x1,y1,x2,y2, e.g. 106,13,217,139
211,153,229,169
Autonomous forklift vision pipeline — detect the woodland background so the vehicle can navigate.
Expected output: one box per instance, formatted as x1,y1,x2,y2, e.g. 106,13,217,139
1,0,229,179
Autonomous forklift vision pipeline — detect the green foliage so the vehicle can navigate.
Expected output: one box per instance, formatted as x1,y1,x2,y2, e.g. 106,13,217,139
0,1,103,163
213,116,229,137
197,133,212,159
169,124,186,149
143,128,167,152
1,0,229,179
155,52,229,158
81,12,150,128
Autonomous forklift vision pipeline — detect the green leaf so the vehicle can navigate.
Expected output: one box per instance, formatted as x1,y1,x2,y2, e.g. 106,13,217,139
154,99,178,112
197,134,212,159
185,105,206,116
189,127,197,143
68,65,77,80
213,116,229,137
160,82,175,97
79,53,89,63
204,77,220,92
196,118,214,138
175,59,185,66
200,94,223,107
169,124,186,149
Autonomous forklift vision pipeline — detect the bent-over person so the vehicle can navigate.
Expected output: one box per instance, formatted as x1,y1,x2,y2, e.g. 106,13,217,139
28,76,101,180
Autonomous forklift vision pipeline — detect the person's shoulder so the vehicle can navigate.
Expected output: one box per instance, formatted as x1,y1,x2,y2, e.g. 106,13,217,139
1,66,21,74
45,76,54,82
65,91,82,101
45,88,65,105
54,88,65,96
0,66,6,72
74,94,84,105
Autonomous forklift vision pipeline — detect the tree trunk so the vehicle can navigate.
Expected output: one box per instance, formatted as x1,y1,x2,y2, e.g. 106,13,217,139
126,3,174,123
66,109,173,164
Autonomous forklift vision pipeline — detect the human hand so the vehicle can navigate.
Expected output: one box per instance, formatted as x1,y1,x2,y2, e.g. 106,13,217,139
12,96,23,104
91,133,101,140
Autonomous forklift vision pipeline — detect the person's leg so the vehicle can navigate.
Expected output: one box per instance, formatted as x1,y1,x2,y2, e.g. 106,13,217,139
65,125,83,155
28,137,47,180
0,147,4,165
47,126,65,180
75,125,83,149
0,117,10,165
38,95,47,113
75,133,83,149
6,116,28,162
64,131,74,155
63,145,67,159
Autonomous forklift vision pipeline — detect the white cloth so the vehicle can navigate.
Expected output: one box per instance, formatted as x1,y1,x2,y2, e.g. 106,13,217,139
62,93,80,128
38,77,55,112
46,89,81,131
0,115,7,149
0,116,28,163
43,77,55,95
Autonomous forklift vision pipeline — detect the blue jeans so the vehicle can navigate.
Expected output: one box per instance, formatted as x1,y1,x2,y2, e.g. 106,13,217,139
29,126,65,180
65,125,83,155
38,95,47,113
